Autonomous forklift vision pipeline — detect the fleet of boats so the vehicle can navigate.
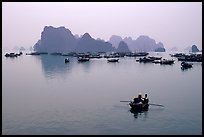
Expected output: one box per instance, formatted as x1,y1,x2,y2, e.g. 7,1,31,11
5,51,202,70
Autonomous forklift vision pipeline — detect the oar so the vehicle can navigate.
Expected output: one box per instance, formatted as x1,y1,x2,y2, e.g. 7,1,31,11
120,101,164,107
149,103,164,107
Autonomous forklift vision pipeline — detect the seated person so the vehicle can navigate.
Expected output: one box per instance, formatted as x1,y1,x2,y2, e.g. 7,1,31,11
142,93,149,104
133,94,143,104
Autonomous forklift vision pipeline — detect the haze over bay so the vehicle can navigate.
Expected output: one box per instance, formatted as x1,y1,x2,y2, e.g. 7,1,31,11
2,2,202,51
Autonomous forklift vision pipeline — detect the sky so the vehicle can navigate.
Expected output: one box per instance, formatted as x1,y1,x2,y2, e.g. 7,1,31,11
2,2,202,51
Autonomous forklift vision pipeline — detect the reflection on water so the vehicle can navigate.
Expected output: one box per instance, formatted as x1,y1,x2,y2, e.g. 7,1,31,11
129,108,148,119
180,66,194,71
2,51,202,135
36,55,94,78
76,60,92,73
37,55,74,78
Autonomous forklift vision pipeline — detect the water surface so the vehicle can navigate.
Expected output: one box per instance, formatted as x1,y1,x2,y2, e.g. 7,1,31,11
2,51,202,135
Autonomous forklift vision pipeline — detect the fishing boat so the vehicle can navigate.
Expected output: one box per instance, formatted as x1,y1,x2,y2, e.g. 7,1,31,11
160,59,174,65
120,94,163,111
137,57,154,63
107,58,119,62
77,57,90,62
128,93,149,111
181,61,193,69
64,58,69,63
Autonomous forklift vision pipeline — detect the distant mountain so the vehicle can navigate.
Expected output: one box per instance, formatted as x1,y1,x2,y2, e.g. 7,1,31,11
34,26,166,53
34,26,77,53
75,33,114,53
116,41,130,52
130,35,165,52
109,35,165,52
109,35,123,48
123,37,133,47
34,26,114,53
191,45,199,52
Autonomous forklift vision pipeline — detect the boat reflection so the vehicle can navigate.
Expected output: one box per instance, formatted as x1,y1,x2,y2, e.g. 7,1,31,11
37,55,75,78
129,108,148,119
35,54,93,78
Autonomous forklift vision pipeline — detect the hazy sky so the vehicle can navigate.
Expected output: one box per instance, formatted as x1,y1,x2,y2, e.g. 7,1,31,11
2,2,202,50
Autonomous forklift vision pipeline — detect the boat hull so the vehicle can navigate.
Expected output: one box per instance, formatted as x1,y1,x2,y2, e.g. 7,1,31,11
129,102,149,111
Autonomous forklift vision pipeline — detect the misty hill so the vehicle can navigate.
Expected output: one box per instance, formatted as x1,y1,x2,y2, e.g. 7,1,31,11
109,35,123,48
183,45,200,52
33,26,114,53
34,26,77,53
191,45,199,52
109,35,165,52
116,41,130,52
75,33,114,53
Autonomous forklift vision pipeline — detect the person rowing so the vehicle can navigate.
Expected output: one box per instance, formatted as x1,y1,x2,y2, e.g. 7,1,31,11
133,93,143,106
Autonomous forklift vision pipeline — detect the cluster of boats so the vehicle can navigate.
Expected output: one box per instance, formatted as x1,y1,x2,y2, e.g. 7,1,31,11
170,53,202,62
23,51,149,58
77,57,90,62
64,57,119,63
60,51,149,63
4,52,23,57
136,56,175,65
169,52,202,70
5,51,202,69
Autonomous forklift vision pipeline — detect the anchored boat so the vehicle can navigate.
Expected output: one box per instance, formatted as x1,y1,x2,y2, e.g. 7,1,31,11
107,58,119,62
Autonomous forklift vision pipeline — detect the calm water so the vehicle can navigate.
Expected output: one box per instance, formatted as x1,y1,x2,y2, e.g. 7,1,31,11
2,51,202,135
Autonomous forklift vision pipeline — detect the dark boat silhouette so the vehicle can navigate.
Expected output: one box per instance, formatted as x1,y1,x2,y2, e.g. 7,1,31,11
77,57,90,62
181,61,193,69
64,58,69,63
107,58,119,62
129,102,149,111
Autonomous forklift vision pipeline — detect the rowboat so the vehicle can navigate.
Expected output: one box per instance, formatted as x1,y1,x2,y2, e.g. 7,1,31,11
129,102,149,111
181,61,193,69
107,58,119,62
64,58,69,63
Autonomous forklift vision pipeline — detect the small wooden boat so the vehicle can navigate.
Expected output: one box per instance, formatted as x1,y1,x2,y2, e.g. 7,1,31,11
77,57,90,62
138,57,154,63
129,102,149,111
107,58,119,62
148,56,162,60
160,59,174,65
64,58,69,63
181,61,193,69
